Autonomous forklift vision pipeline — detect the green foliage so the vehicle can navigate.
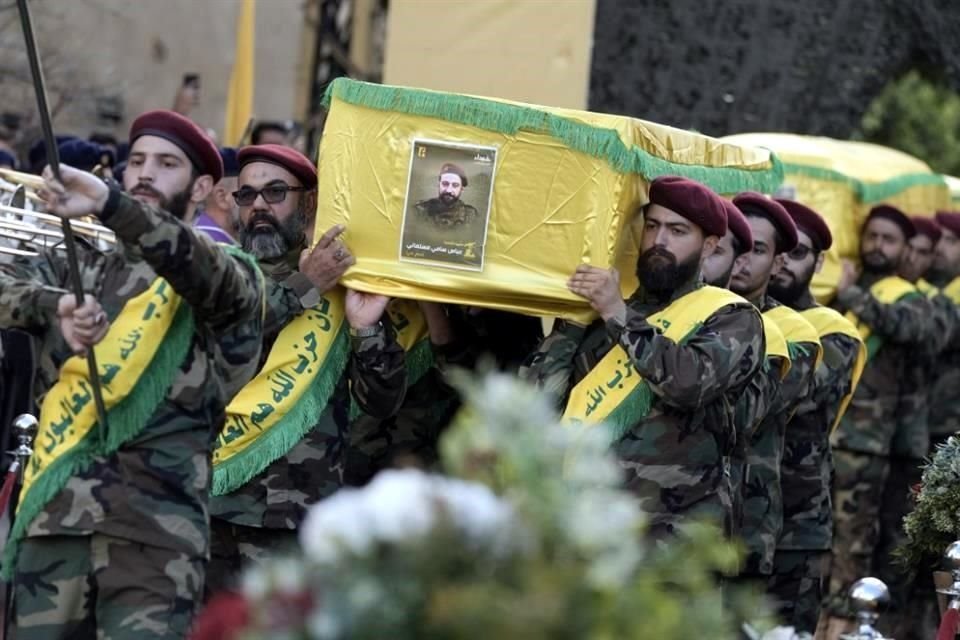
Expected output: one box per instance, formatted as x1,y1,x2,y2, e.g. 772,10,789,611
856,70,960,177
899,436,960,571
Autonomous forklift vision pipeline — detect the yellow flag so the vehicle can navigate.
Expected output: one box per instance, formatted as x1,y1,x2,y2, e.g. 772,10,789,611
224,0,255,146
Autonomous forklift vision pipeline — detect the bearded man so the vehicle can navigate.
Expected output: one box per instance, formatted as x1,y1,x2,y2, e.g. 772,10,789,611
205,145,408,594
521,176,764,538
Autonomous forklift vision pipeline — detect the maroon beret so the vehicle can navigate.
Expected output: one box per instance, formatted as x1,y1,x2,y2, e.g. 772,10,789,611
776,198,833,252
911,216,942,243
647,176,727,237
439,162,468,187
866,204,915,239
238,144,317,189
935,211,960,238
129,109,223,182
722,199,753,254
733,191,798,252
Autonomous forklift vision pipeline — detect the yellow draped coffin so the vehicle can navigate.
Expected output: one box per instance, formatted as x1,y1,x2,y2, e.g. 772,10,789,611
315,78,783,319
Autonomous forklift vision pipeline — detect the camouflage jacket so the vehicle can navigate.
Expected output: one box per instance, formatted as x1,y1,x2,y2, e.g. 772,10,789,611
925,280,960,439
778,290,862,551
730,353,783,538
831,273,932,456
520,277,765,539
740,295,819,575
0,190,264,558
210,249,407,529
414,198,479,227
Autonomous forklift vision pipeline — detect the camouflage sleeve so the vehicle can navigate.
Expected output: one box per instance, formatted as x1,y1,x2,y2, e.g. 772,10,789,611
813,333,861,427
0,267,62,329
930,294,957,354
736,359,782,442
518,319,587,406
835,285,929,344
99,189,262,331
610,303,764,410
261,278,304,338
348,321,407,419
773,341,819,417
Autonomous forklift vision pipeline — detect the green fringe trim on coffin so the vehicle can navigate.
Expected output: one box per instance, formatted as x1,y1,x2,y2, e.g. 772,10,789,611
785,163,948,204
782,162,859,189
348,338,434,421
322,78,784,194
1,303,195,580
212,326,351,496
858,173,949,204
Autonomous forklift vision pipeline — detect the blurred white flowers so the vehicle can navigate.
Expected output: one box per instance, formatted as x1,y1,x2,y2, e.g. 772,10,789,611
299,468,520,565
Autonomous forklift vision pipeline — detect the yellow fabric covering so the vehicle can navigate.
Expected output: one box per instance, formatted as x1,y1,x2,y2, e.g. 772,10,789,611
721,133,948,303
315,79,782,319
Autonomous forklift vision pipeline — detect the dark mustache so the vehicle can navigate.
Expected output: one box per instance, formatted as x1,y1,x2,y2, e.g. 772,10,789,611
130,184,163,199
246,212,281,232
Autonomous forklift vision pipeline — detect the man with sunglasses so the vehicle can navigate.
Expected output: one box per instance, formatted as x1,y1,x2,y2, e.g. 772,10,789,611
206,144,408,595
766,199,864,633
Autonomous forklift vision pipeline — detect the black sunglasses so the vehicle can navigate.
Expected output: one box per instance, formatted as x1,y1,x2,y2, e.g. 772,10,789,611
232,184,309,206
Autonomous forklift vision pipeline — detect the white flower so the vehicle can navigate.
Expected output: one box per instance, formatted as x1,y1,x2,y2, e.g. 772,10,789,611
299,468,518,565
760,626,810,640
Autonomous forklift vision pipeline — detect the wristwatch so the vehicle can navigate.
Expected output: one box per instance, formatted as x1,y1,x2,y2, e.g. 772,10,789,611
349,322,383,338
283,272,322,309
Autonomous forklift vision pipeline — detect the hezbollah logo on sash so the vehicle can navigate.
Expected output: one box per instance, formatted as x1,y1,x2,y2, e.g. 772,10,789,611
2,278,194,579
212,292,434,496
801,306,866,433
844,275,919,360
563,285,751,441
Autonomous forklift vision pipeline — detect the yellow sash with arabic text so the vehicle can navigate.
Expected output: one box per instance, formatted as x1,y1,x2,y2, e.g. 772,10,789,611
3,278,192,580
563,285,749,439
942,277,960,305
844,275,918,360
801,305,866,433
213,288,348,495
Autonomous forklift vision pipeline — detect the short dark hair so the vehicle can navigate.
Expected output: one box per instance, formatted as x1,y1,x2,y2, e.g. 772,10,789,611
89,132,118,147
730,234,744,257
251,121,290,144
742,210,787,254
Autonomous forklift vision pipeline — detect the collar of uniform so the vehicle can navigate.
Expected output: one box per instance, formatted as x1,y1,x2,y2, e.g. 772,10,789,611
257,242,305,281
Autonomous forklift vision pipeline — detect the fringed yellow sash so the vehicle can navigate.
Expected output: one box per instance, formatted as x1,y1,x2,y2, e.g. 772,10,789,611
844,276,918,360
212,289,349,495
212,292,434,495
563,285,749,440
3,278,194,579
765,305,824,370
801,306,866,433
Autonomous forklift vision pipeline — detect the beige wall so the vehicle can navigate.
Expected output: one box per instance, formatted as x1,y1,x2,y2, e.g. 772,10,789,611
0,0,305,142
382,0,596,110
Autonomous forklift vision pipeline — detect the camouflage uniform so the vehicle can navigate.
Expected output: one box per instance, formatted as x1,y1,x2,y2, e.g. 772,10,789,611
414,198,479,227
344,306,542,487
828,272,932,611
928,278,960,446
0,190,264,639
768,290,862,632
740,296,819,579
520,277,764,539
207,248,407,594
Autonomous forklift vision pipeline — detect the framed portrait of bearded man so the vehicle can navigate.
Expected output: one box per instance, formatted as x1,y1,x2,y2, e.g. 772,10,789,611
399,139,497,271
